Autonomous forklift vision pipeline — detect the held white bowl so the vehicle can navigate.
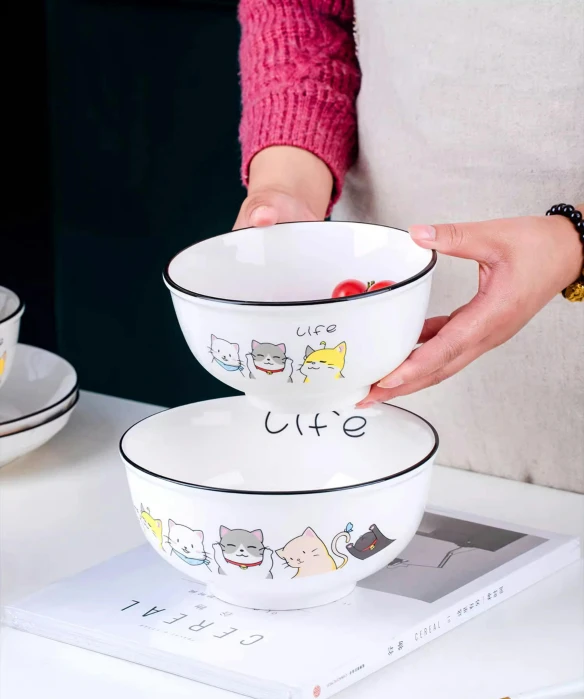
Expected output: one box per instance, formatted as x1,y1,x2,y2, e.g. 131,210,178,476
0,344,78,436
120,396,438,610
164,221,436,414
0,392,79,468
0,287,25,392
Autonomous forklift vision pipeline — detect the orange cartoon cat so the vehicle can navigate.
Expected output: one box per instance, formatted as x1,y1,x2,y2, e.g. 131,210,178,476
276,527,350,578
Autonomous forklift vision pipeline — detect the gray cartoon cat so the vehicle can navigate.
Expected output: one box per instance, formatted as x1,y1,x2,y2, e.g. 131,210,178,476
213,526,274,579
246,340,293,382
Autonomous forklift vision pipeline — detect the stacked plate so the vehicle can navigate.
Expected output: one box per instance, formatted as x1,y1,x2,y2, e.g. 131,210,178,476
0,286,79,468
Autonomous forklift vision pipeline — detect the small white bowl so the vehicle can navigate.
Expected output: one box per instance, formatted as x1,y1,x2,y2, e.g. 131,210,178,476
0,287,25,392
0,344,78,436
0,392,79,469
120,396,438,610
164,221,436,414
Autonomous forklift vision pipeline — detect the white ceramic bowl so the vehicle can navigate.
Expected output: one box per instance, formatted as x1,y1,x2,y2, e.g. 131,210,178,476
120,396,438,610
0,392,79,468
0,286,25,392
0,344,78,436
164,221,436,414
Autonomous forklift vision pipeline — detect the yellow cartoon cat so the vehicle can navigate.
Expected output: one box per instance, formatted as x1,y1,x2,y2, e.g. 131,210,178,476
139,504,164,549
300,341,346,384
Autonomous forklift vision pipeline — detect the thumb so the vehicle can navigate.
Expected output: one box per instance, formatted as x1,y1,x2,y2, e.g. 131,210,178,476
249,204,279,227
234,193,281,230
409,221,499,263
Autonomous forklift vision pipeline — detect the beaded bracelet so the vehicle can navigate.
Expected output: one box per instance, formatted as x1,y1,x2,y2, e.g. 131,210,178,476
545,203,584,302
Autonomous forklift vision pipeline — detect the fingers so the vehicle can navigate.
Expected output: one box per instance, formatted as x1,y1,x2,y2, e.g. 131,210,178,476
358,342,486,406
417,316,449,344
377,295,496,389
409,220,506,265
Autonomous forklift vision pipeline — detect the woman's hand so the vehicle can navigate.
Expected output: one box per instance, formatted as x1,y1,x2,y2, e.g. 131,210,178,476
360,210,584,406
234,146,332,229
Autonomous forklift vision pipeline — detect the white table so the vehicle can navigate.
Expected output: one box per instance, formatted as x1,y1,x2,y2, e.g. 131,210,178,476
1,391,583,699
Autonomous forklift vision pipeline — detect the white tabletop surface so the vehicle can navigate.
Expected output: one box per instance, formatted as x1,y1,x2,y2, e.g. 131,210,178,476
0,391,583,699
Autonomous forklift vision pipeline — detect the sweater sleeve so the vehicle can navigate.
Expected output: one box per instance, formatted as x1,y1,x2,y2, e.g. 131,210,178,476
238,0,360,205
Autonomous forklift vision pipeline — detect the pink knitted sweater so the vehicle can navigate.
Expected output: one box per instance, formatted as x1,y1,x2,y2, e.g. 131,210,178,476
238,0,360,205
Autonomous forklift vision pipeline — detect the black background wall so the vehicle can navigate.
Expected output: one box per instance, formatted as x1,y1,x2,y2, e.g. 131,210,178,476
3,0,244,408
2,0,55,353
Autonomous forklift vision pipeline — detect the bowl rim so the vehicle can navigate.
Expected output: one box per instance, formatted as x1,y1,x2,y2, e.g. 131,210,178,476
0,344,79,428
0,286,25,326
0,390,79,439
163,221,438,307
119,402,439,496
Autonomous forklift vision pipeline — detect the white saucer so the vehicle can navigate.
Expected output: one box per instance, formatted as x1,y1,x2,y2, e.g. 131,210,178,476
0,344,78,436
0,392,79,468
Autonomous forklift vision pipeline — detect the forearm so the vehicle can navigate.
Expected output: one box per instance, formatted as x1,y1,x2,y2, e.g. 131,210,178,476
238,0,360,207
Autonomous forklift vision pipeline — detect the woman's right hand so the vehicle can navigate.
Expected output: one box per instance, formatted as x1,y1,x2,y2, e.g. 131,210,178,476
233,146,333,230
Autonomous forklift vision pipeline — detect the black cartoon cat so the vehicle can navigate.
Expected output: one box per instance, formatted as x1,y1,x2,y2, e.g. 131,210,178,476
346,524,395,560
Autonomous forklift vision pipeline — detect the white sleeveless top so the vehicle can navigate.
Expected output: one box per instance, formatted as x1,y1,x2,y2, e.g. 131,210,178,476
334,0,584,492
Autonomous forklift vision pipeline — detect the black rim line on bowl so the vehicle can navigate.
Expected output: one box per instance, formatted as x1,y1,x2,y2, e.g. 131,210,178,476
0,295,25,326
162,221,438,307
0,391,80,440
119,402,439,496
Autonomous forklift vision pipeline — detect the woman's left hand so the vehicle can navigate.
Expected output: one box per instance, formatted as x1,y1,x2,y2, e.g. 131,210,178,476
359,210,584,406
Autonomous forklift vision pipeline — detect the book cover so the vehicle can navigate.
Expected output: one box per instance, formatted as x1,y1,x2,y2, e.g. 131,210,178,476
2,508,580,699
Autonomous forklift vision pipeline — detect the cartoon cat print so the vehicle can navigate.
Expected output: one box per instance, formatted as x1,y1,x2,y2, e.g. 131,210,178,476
247,341,293,382
213,526,274,579
276,527,350,578
346,524,395,560
166,520,211,568
139,504,164,550
209,335,244,374
300,341,347,384
0,338,6,380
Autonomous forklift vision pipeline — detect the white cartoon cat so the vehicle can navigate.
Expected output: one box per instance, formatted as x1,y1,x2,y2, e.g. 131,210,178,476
166,520,211,569
209,335,244,374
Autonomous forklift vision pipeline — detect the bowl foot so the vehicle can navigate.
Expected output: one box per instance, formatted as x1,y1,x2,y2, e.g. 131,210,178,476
245,388,370,415
207,582,356,611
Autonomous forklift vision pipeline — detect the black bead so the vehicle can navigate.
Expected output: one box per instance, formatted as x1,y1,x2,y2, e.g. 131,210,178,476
561,204,574,214
571,210,583,223
576,220,584,231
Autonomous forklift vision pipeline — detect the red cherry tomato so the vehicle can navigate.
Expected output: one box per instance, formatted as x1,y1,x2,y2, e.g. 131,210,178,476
368,280,395,292
332,279,368,298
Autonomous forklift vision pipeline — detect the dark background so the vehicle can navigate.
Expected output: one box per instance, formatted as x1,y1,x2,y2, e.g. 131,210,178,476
2,0,243,408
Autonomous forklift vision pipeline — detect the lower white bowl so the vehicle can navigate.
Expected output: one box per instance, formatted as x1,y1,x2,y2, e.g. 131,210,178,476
0,392,79,469
120,397,438,610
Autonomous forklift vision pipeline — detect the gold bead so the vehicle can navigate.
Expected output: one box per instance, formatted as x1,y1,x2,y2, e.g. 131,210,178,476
563,278,584,302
